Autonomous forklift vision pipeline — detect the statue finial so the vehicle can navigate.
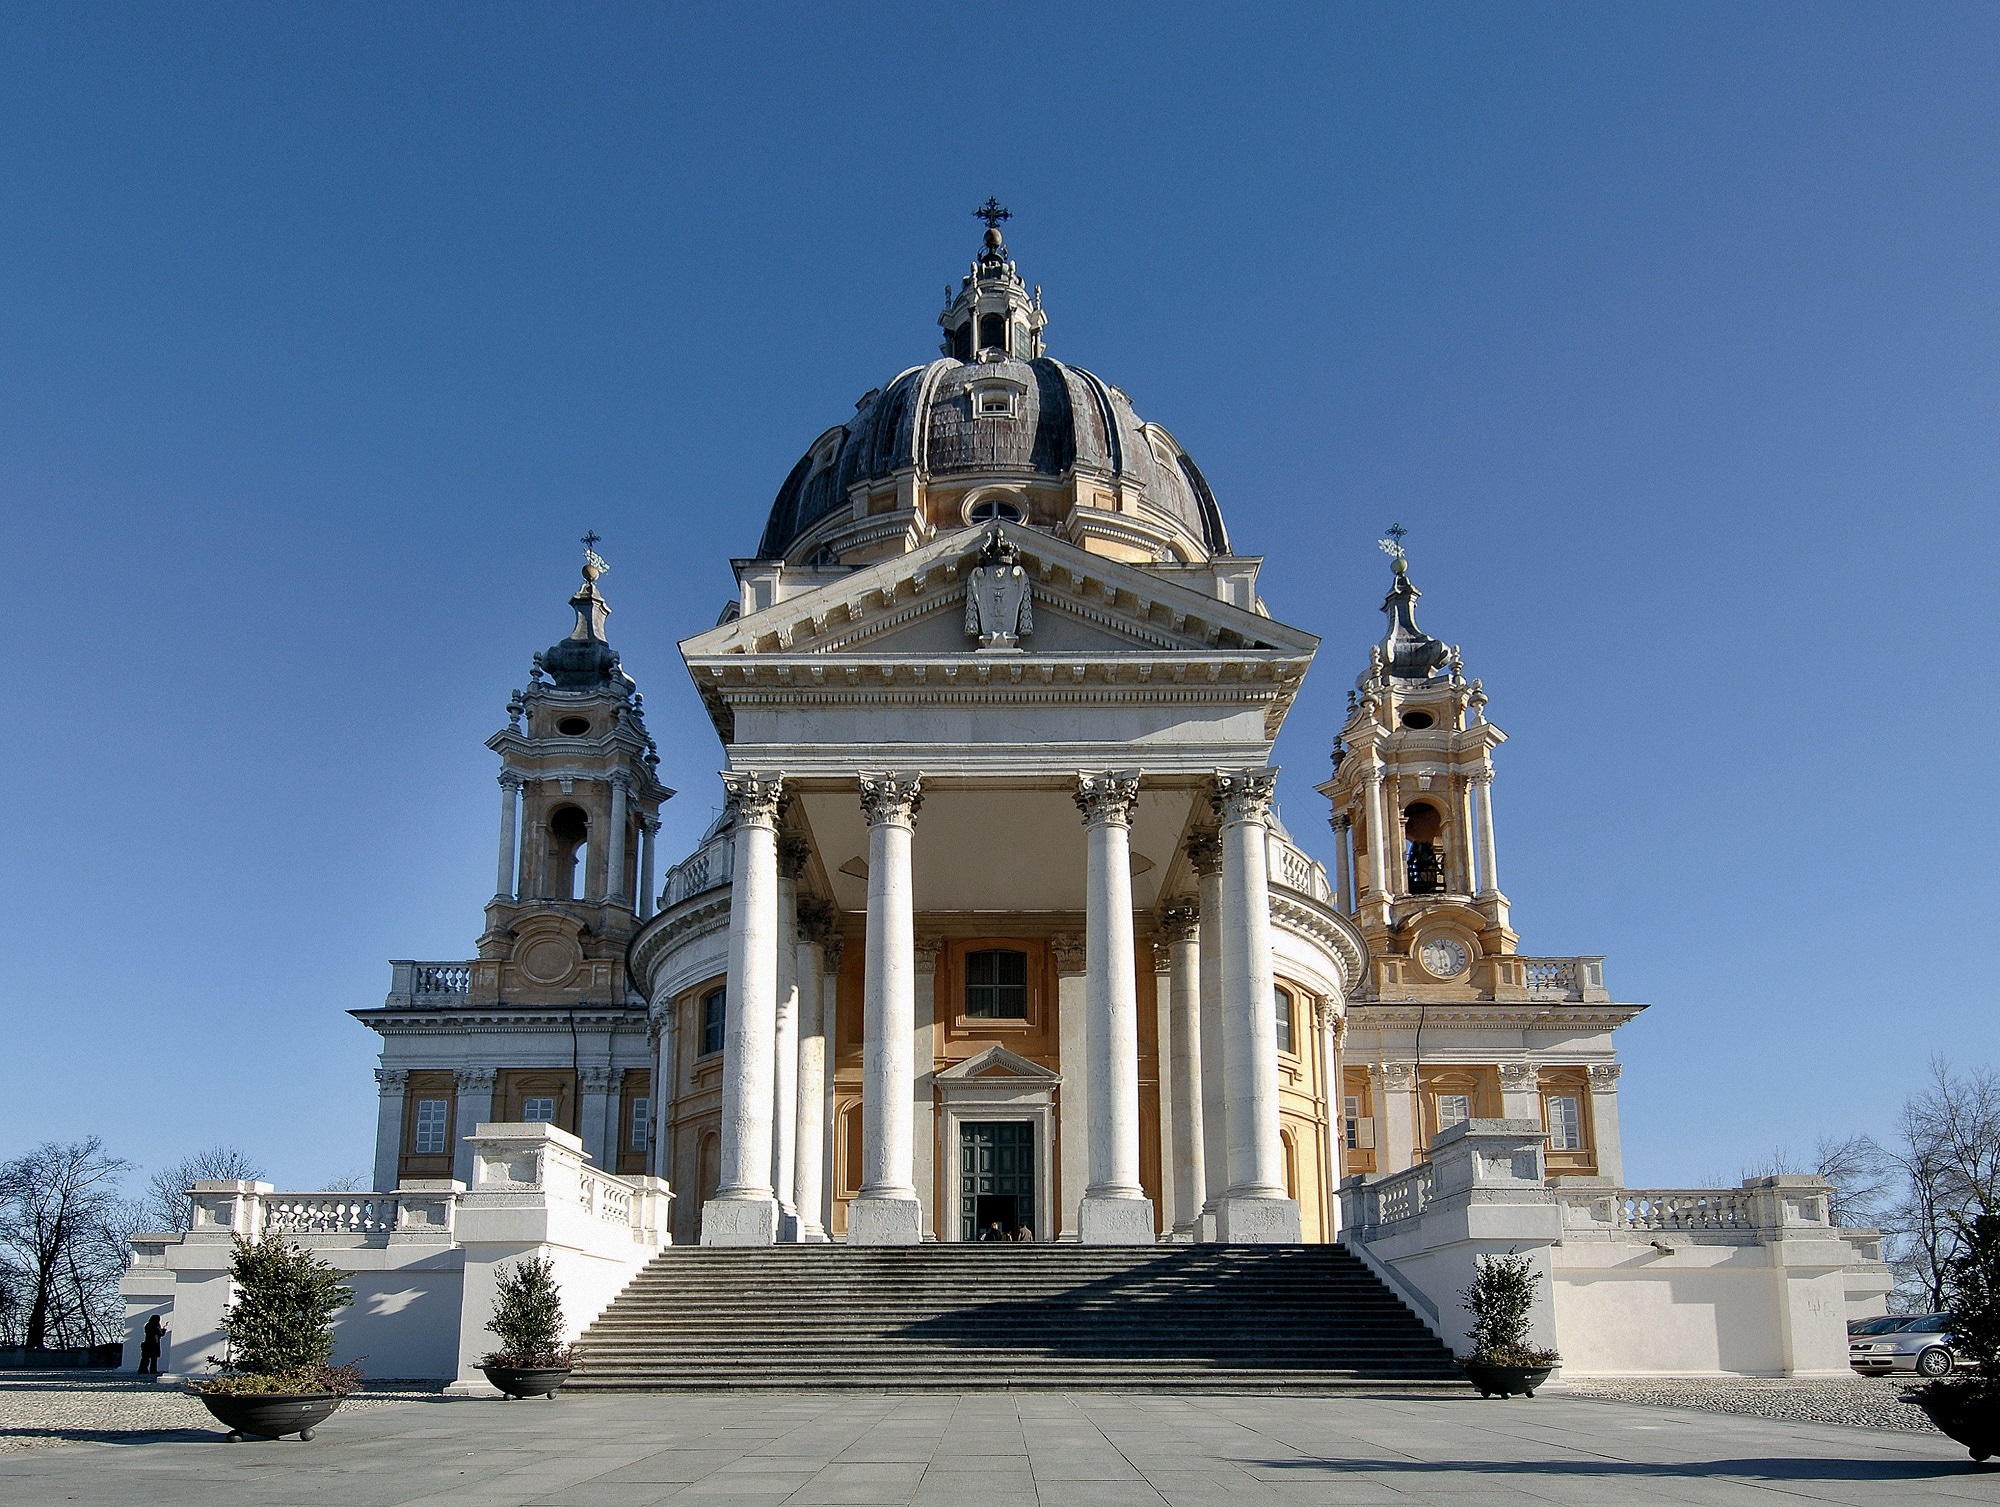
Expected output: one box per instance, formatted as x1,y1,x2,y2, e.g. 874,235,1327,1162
1377,522,1409,576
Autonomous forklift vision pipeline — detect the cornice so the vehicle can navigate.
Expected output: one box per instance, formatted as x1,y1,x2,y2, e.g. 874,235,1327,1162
1346,1002,1647,1030
626,892,732,1000
1267,892,1367,998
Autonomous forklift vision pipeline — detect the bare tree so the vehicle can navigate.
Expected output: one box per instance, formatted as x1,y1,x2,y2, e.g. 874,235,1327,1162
1739,1133,1895,1228
319,1171,370,1193
0,1140,132,1351
1876,1058,2000,1312
137,1146,265,1235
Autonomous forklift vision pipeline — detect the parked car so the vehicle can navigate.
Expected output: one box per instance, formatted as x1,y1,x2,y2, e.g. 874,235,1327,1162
1849,1316,1911,1338
1849,1314,1957,1377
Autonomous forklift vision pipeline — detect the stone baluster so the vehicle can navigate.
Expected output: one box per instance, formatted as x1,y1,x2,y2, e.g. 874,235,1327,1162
851,773,925,1244
1159,902,1204,1242
1184,830,1226,1242
1212,768,1301,1242
1074,772,1154,1243
702,772,785,1245
494,774,522,901
772,832,809,1241
373,1068,408,1193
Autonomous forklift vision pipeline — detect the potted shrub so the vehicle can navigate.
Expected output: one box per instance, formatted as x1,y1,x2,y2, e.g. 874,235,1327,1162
1909,1213,2000,1462
478,1256,575,1400
192,1235,360,1441
1459,1251,1560,1398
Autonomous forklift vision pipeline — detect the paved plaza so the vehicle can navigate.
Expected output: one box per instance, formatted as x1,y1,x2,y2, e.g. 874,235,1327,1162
0,1388,1984,1506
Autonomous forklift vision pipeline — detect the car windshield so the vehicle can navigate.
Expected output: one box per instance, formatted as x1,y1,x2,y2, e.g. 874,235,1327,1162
1853,1317,1915,1335
1906,1315,1951,1333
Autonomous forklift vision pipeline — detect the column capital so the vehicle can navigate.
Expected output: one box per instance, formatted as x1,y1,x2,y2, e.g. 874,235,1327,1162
821,934,846,973
722,771,787,827
1051,933,1088,975
609,769,633,794
858,772,924,827
1074,771,1141,828
578,1065,619,1092
639,813,660,836
1499,1061,1538,1090
1471,767,1494,788
1183,828,1223,877
455,1066,497,1091
1588,1061,1622,1087
914,934,944,973
1210,768,1279,826
777,831,813,881
498,771,524,792
1156,900,1200,943
1372,1061,1415,1090
797,895,838,946
374,1068,409,1092
1329,811,1351,834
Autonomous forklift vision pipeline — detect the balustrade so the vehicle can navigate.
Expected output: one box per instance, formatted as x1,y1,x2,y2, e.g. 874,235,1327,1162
413,963,471,995
263,1194,401,1236
1614,1189,1752,1231
1519,958,1579,996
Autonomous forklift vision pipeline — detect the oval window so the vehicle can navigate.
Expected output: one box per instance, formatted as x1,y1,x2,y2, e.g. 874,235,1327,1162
1399,711,1434,729
966,497,1025,525
556,717,591,736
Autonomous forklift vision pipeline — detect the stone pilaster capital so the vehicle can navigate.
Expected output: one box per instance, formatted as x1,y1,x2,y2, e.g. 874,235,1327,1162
722,771,787,828
374,1068,409,1093
455,1067,497,1092
609,769,633,795
777,831,813,881
1210,767,1279,826
1156,900,1200,943
578,1066,619,1092
1051,933,1088,975
1471,766,1494,789
1073,771,1141,828
1182,828,1223,878
639,814,660,836
914,934,944,973
1148,939,1172,974
498,771,524,793
1499,1061,1538,1089
820,934,845,974
858,772,924,827
1373,1061,1415,1090
1588,1061,1622,1088
1329,811,1351,835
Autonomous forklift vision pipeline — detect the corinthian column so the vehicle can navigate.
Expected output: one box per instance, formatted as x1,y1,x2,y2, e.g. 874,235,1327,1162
772,832,809,1241
702,771,784,1246
1185,830,1226,1242
851,772,924,1244
494,774,521,901
1074,772,1155,1243
1159,902,1204,1242
607,772,630,905
1212,768,1301,1243
793,899,834,1242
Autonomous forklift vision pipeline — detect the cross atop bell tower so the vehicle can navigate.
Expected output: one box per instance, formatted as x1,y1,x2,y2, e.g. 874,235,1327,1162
940,199,1046,362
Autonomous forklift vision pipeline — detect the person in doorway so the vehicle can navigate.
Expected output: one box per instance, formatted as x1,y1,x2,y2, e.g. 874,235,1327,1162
1013,1225,1033,1243
138,1314,165,1376
981,1221,1004,1242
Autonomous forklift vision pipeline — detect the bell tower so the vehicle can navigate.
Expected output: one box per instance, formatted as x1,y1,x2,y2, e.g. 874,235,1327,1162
477,539,675,997
1316,531,1515,996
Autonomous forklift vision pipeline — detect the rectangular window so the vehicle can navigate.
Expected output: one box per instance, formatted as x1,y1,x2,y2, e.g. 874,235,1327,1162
521,1097,557,1123
413,1099,449,1155
1548,1095,1582,1151
701,989,726,1056
965,949,1029,1019
1436,1093,1471,1130
1343,1095,1360,1150
1274,988,1294,1054
629,1096,651,1151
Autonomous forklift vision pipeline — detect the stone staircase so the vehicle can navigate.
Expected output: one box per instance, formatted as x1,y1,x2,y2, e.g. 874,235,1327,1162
569,1244,1463,1392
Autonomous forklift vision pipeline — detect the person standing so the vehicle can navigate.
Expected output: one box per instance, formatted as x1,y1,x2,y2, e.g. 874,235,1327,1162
138,1314,165,1377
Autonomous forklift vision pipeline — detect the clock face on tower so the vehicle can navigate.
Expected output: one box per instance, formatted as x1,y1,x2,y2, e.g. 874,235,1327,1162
1417,936,1470,980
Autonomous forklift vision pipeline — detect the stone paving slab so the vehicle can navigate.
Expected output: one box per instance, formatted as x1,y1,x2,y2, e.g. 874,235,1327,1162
0,1389,1982,1506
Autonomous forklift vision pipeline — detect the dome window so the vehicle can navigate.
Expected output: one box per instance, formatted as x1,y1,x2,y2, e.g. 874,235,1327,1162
978,313,1007,353
556,716,591,736
965,496,1026,526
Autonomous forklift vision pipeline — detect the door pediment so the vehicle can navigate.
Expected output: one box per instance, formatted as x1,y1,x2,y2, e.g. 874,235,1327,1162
936,1045,1061,1086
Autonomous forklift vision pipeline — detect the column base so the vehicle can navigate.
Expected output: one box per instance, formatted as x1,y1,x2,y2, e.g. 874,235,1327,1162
846,1196,923,1245
1078,1194,1157,1245
1166,1220,1201,1244
799,1224,830,1244
1214,1193,1301,1244
775,1210,801,1243
1196,1207,1219,1243
700,1195,778,1247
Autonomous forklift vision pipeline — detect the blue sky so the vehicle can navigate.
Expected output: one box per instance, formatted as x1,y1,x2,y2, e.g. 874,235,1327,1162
1,3,1994,1194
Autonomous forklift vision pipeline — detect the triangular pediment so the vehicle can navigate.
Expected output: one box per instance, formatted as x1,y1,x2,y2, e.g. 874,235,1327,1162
935,1045,1061,1084
680,523,1318,662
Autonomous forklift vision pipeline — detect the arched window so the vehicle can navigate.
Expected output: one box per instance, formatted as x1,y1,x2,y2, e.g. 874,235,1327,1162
1280,1128,1298,1200
548,804,589,901
1273,985,1295,1054
1403,802,1445,895
966,496,1025,525
965,949,1029,1019
978,312,1006,352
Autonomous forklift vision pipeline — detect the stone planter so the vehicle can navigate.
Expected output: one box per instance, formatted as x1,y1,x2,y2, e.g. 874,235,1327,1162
197,1390,343,1441
1908,1385,2000,1463
480,1364,571,1400
1462,1361,1553,1398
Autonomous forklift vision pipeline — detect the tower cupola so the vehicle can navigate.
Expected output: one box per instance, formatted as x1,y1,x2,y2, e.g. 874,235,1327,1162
938,199,1047,362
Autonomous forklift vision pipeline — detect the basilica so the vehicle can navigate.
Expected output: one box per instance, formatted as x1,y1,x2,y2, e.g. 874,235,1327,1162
355,217,1639,1249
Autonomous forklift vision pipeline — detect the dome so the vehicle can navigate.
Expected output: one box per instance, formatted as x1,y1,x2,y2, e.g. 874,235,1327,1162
754,223,1231,569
